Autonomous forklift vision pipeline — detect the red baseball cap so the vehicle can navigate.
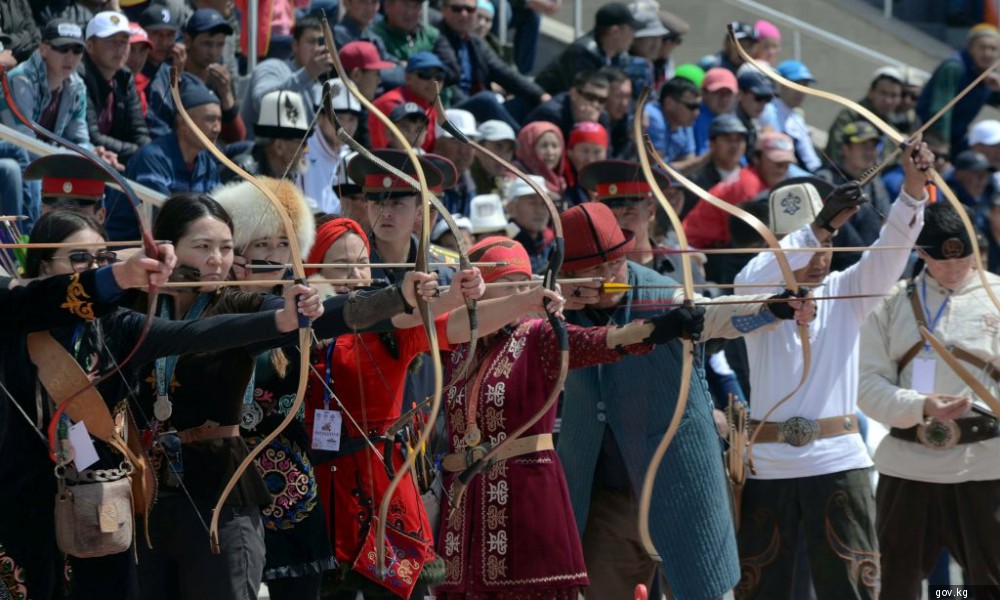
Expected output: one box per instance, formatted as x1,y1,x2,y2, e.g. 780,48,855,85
339,41,395,71
128,22,153,49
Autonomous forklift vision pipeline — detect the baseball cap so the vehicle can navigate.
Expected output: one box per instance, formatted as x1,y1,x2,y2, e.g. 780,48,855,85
953,150,993,172
595,3,643,30
709,114,749,138
406,51,446,73
179,80,220,110
137,4,180,31
437,109,479,140
87,11,132,40
340,41,395,71
703,68,738,93
128,22,153,48
969,120,1000,146
730,21,758,41
184,8,234,36
872,66,904,85
674,63,705,88
42,20,85,47
508,175,548,200
630,2,668,38
776,60,815,83
838,121,879,144
755,20,780,41
738,70,774,96
659,10,690,36
478,120,516,143
756,131,796,163
389,102,428,123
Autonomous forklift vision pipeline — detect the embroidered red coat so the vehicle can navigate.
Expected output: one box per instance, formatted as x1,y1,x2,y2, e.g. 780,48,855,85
437,318,651,595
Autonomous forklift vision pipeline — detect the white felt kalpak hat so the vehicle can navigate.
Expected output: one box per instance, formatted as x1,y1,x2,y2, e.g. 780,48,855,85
768,178,829,236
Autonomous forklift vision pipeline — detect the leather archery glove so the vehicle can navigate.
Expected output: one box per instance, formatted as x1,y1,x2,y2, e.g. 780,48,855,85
766,288,808,320
644,305,706,344
815,182,868,233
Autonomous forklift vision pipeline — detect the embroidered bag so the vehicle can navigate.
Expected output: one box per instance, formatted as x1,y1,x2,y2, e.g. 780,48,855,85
352,517,433,598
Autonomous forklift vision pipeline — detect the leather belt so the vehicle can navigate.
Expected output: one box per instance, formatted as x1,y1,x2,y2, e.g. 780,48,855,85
442,433,553,472
890,414,999,450
177,421,239,444
750,414,859,447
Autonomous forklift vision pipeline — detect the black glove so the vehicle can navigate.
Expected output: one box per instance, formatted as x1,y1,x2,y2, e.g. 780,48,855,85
645,305,706,344
766,288,809,320
815,182,868,233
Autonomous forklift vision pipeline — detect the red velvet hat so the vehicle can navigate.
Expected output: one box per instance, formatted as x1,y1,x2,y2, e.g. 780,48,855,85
560,202,635,271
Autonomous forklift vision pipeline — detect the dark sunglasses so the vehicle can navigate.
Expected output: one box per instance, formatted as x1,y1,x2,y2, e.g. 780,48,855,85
682,100,701,111
902,91,919,101
448,4,477,13
53,250,117,266
415,69,445,81
50,44,84,55
577,89,609,104
663,35,683,45
753,94,773,102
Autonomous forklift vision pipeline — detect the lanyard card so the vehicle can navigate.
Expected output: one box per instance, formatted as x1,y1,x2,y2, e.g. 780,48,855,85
68,421,99,471
911,357,937,394
312,409,342,452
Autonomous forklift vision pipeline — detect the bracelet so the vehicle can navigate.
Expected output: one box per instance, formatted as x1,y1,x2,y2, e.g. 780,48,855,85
396,284,415,315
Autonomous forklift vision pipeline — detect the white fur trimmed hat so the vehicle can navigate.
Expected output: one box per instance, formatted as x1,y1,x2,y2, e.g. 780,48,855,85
211,177,316,256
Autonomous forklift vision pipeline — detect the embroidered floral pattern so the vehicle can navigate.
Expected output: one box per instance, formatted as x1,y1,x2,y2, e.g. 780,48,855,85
61,273,95,320
252,435,317,530
0,544,28,600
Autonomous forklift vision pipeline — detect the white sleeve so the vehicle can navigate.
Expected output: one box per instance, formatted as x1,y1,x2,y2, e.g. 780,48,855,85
733,225,819,292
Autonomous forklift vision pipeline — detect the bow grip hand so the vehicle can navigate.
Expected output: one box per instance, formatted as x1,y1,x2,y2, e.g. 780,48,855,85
644,304,706,344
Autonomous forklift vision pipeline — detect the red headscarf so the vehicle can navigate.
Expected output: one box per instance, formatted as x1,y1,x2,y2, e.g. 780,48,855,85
515,121,567,196
305,218,370,276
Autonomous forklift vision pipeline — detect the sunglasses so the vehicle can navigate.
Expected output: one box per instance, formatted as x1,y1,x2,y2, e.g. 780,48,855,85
753,94,773,102
448,4,477,13
415,69,445,81
576,89,609,104
681,101,701,111
51,250,117,267
50,44,84,55
663,35,683,45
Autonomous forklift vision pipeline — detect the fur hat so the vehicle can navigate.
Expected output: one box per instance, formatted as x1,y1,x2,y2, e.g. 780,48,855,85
212,177,316,256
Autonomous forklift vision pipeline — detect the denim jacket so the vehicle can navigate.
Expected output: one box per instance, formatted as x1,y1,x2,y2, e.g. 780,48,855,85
1,49,92,148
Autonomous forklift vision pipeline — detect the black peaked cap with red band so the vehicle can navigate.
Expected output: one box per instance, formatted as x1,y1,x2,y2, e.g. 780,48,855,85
422,153,459,192
347,149,444,201
578,159,672,202
24,154,117,201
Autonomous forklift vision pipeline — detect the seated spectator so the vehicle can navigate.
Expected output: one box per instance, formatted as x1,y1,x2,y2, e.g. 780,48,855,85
918,24,1000,154
645,76,705,171
507,174,557,273
470,119,516,196
603,67,635,160
0,0,40,63
386,102,430,150
241,16,331,137
473,0,512,72
815,120,892,270
534,3,640,95
371,52,445,151
372,0,455,66
653,9,689,85
434,109,480,215
693,67,738,155
687,114,748,217
883,133,949,200
682,131,794,248
981,192,1000,274
890,66,926,136
734,69,774,156
562,121,609,207
303,78,362,215
515,121,566,198
126,22,153,115
468,193,517,240
698,21,757,74
673,63,704,88
968,119,1000,176
82,11,151,166
0,29,14,69
752,20,781,65
33,0,97,31
24,154,113,224
947,149,993,210
340,41,396,102
106,82,221,240
136,3,182,81
333,0,405,90
622,0,666,97
431,214,474,251
524,70,612,145
825,67,902,166
759,60,821,172
229,89,311,181
438,0,549,128
188,0,242,77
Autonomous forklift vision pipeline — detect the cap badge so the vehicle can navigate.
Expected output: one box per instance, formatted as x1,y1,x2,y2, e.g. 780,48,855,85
608,184,618,195
110,15,120,24
161,9,170,23
382,176,393,188
941,237,965,259
63,182,73,194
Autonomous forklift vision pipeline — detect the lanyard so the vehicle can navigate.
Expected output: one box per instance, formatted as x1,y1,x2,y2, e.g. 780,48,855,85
155,293,212,401
323,342,335,410
921,277,949,351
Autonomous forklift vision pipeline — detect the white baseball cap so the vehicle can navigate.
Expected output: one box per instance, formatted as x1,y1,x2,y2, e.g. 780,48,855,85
477,119,517,143
507,175,548,201
87,11,132,40
432,215,473,242
437,108,480,140
969,120,1000,147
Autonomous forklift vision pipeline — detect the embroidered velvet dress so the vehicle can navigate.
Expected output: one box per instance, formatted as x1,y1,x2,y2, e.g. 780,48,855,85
436,318,651,599
306,317,452,593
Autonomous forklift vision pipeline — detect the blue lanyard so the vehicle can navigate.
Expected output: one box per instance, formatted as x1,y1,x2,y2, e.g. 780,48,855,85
155,293,212,399
921,277,949,351
323,342,335,410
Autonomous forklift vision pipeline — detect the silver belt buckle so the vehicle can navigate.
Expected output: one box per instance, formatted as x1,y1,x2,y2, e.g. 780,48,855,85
778,416,820,447
916,419,960,450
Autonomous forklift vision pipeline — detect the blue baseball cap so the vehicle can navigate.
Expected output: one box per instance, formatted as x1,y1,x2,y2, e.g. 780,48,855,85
184,8,234,36
179,80,220,109
406,51,446,74
777,60,815,83
737,70,775,96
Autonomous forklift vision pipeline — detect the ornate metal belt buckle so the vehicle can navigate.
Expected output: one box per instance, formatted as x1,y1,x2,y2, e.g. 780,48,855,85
778,416,820,447
916,418,961,450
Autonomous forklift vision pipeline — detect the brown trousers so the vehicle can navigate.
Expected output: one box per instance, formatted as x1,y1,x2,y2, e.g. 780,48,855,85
876,475,1000,600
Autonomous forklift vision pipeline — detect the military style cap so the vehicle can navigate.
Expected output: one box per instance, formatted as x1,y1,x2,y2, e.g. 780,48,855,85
24,155,116,202
422,153,459,192
578,159,671,203
347,149,443,200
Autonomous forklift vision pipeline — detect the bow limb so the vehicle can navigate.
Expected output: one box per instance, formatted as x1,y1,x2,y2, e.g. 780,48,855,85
320,21,443,577
647,144,812,475
728,29,1000,317
169,69,313,554
0,67,162,467
442,100,569,505
634,86,695,559
919,326,1000,416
